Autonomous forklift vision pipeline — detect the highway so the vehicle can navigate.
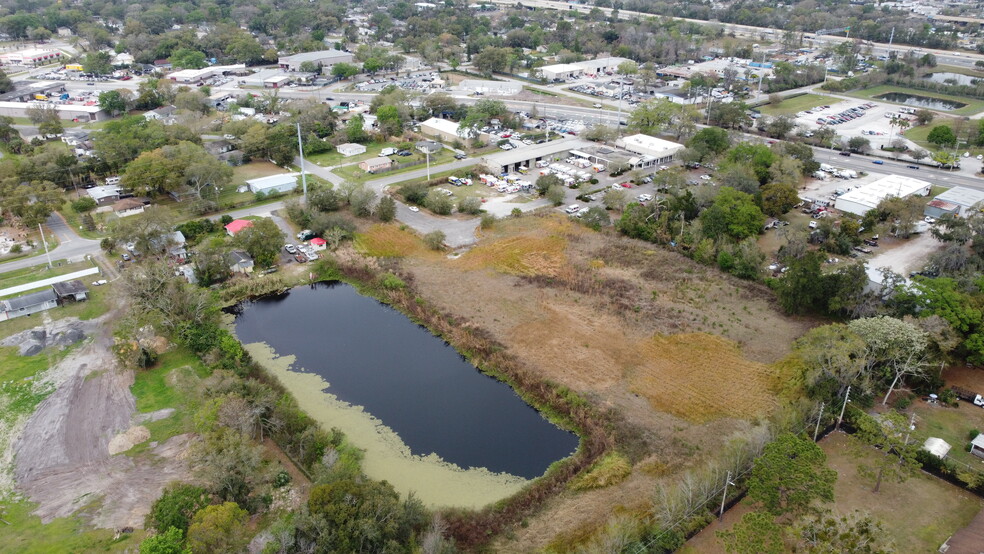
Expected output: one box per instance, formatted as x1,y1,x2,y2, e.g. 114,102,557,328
491,0,984,69
811,149,984,190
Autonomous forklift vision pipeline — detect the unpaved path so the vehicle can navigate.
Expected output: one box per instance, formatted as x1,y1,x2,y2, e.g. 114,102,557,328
11,319,192,528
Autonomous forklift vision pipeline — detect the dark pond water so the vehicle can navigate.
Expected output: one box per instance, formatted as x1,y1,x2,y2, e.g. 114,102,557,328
231,282,579,479
924,72,980,87
875,92,967,111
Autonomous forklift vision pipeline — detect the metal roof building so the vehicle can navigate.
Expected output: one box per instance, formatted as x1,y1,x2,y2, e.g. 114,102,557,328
278,49,354,71
0,289,59,321
246,173,300,194
929,186,984,217
615,134,683,164
482,137,593,174
834,174,933,215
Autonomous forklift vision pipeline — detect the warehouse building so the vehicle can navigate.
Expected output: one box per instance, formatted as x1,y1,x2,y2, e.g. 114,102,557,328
924,186,984,218
482,137,594,174
420,117,467,142
246,173,300,194
278,49,354,72
0,101,105,122
0,48,62,66
615,134,682,165
457,79,523,95
834,175,933,215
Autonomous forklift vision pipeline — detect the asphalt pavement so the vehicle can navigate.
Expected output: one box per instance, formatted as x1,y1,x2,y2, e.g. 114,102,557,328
0,212,101,274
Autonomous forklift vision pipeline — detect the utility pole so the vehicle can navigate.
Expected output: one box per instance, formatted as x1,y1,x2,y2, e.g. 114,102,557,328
836,385,851,430
38,223,52,269
904,411,917,445
719,471,736,521
296,123,308,204
813,401,825,442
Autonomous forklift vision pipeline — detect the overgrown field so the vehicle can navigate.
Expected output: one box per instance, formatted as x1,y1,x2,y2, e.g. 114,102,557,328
369,212,814,550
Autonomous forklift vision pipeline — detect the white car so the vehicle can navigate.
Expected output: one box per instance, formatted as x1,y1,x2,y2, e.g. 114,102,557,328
565,204,581,214
408,206,420,212
91,279,108,286
223,134,236,140
808,221,818,229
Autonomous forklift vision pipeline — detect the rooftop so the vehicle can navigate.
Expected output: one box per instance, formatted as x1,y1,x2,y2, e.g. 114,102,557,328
617,133,683,153
246,172,300,188
836,174,932,211
279,49,351,63
2,288,57,311
51,280,89,297
225,219,254,234
935,186,984,208
483,137,594,167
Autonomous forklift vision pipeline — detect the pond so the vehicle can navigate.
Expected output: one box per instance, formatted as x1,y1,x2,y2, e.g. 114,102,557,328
924,72,980,87
230,282,579,507
875,91,967,111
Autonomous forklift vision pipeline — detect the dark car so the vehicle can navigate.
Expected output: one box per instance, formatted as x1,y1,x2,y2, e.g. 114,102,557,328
906,165,920,170
397,150,412,156
454,153,467,160
839,151,851,156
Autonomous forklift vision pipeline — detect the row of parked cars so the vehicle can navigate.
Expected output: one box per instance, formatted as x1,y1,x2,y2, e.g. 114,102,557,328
815,103,875,125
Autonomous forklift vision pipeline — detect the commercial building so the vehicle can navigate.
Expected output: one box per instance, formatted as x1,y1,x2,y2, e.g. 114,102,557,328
834,175,932,215
278,49,354,72
924,186,984,218
482,137,594,174
237,68,291,88
246,173,299,194
539,57,633,81
337,143,367,157
0,81,66,103
167,64,246,84
539,63,583,81
0,48,62,66
457,79,523,96
615,134,682,165
0,101,105,122
419,117,467,142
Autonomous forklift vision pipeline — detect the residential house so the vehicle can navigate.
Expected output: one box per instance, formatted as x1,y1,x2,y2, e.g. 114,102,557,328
971,434,984,459
87,185,122,206
61,129,90,147
358,157,392,173
149,230,187,260
143,105,178,125
337,143,367,157
225,219,254,236
228,250,255,274
204,140,235,156
0,289,59,321
51,280,89,302
113,198,145,218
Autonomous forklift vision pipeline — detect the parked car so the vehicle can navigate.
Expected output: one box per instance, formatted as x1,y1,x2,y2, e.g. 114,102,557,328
839,151,851,156
92,279,108,286
872,160,884,165
906,165,920,170
408,206,419,212
284,244,297,254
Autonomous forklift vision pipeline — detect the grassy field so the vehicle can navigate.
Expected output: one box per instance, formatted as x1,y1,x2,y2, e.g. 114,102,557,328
848,84,984,116
757,93,830,116
306,141,401,167
127,349,210,456
2,499,144,553
333,149,455,183
910,401,984,469
354,224,429,258
0,259,97,292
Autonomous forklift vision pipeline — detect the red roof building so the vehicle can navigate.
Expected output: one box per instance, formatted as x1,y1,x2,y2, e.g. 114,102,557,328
310,237,327,251
224,219,253,236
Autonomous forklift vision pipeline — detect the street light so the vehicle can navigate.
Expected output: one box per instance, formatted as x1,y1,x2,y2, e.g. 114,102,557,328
415,140,441,181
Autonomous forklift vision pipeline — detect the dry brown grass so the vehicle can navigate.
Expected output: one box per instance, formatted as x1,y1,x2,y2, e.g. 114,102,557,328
457,216,579,277
632,333,777,423
354,224,427,258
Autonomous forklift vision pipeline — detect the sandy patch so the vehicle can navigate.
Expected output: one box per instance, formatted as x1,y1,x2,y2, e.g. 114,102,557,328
108,426,151,455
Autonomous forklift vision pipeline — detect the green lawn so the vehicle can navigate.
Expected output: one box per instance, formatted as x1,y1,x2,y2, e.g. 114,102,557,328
758,93,830,116
334,149,455,183
910,402,984,469
2,500,143,553
59,198,109,239
848,84,984,116
0,259,97,292
905,121,984,157
306,141,402,168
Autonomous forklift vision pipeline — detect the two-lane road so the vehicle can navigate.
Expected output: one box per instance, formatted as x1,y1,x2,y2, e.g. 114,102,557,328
0,212,102,274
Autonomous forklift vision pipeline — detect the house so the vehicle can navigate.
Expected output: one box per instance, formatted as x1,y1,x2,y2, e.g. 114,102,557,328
87,185,122,206
337,143,367,157
225,219,254,236
246,173,299,195
143,105,177,125
309,237,327,251
51,280,89,303
61,129,91,147
204,140,235,156
0,289,59,321
148,230,187,260
112,198,145,218
971,434,984,459
228,250,255,274
359,157,392,173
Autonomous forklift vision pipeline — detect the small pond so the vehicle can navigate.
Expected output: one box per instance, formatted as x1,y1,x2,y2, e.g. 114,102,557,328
231,282,579,483
875,91,967,111
923,72,980,87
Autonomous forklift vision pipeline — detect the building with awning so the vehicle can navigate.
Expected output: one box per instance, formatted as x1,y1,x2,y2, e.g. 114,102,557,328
615,134,683,164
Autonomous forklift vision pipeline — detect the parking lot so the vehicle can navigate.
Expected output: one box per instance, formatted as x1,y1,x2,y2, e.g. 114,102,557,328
354,71,442,92
790,98,918,149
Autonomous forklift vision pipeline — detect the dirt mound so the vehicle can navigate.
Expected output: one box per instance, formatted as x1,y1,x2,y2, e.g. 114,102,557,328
0,317,95,355
108,426,151,455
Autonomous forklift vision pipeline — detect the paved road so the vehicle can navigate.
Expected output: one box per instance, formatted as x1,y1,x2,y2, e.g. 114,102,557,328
811,150,984,191
0,212,101,274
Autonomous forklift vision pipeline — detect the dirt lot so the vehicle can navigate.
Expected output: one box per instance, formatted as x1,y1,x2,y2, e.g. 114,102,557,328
375,214,815,549
9,313,192,529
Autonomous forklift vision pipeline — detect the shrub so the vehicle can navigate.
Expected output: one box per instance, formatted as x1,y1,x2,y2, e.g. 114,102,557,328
380,273,406,290
424,230,445,250
458,196,483,215
511,208,522,218
425,190,454,215
71,196,97,213
146,483,211,533
9,244,22,254
480,213,496,229
892,394,914,411
400,182,429,205
968,429,980,441
220,215,233,225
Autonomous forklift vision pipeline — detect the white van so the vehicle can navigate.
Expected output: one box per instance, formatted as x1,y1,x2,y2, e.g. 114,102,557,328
565,204,581,214
105,176,121,185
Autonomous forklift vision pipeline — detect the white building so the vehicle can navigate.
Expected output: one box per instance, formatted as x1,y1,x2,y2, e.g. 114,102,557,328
0,101,105,122
0,48,62,66
540,63,583,81
539,57,632,81
615,134,683,165
278,49,354,72
834,175,933,215
246,173,300,194
419,117,467,142
458,79,523,96
337,143,367,157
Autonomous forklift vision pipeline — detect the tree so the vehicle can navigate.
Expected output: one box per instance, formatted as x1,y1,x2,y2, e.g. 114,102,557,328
458,196,483,215
914,109,935,125
700,187,765,240
350,186,377,217
627,98,679,135
26,103,59,126
473,46,511,76
764,116,795,139
169,48,207,69
123,149,186,195
796,510,893,553
424,230,445,250
932,150,960,168
232,218,283,268
345,115,368,143
747,433,836,517
82,51,113,75
847,136,871,153
0,68,12,94
580,206,611,230
794,323,868,396
546,184,566,206
375,105,403,136
850,409,921,493
535,173,562,195
718,511,784,554
331,63,359,79
687,127,731,160
775,251,830,315
377,195,396,222
847,316,931,405
193,244,232,287
98,90,129,117
146,483,211,534
425,190,453,215
927,125,957,148
72,196,97,213
603,188,627,211
759,182,798,217
186,502,248,553
139,527,189,554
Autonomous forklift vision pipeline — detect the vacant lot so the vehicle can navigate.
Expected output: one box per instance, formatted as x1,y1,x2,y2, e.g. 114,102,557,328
383,213,814,549
683,432,983,553
758,93,830,117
